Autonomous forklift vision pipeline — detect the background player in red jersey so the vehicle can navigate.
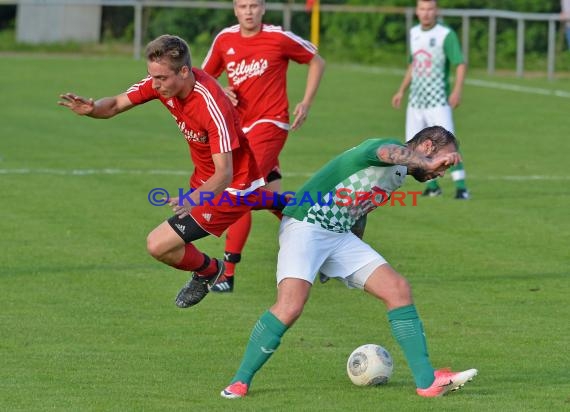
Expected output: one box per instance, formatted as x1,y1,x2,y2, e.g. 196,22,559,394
59,34,285,308
202,0,326,292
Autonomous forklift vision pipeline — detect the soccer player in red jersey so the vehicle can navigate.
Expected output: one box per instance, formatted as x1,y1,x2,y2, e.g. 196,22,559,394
202,0,326,291
58,34,286,308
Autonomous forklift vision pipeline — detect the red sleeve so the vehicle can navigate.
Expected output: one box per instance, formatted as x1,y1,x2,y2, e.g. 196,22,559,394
125,76,157,105
201,37,226,79
280,31,317,65
194,79,240,155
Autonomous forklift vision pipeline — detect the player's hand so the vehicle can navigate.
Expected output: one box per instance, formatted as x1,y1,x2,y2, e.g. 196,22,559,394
429,152,462,172
448,91,461,109
168,197,179,208
291,102,309,130
58,93,95,115
170,196,193,218
223,86,238,107
391,91,404,109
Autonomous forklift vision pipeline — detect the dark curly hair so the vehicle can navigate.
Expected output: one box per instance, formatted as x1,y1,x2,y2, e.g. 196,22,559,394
407,125,459,152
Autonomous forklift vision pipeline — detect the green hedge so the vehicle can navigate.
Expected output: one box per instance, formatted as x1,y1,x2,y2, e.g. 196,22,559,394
135,0,565,69
1,1,567,70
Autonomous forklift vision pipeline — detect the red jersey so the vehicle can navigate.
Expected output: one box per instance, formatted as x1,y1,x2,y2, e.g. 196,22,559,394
202,24,317,130
126,68,264,194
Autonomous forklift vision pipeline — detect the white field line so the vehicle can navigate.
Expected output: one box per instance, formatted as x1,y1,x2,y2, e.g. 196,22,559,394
0,168,189,176
338,64,570,98
0,168,569,181
2,66,569,181
466,78,570,98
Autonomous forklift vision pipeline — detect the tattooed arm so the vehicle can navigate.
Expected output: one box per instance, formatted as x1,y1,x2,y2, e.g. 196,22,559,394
377,144,434,169
376,144,460,173
376,144,461,182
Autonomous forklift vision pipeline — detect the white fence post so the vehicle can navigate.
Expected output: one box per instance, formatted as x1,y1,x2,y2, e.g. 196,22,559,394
516,18,525,77
133,1,142,60
462,14,469,65
488,15,496,75
283,2,292,31
405,7,414,58
547,18,556,80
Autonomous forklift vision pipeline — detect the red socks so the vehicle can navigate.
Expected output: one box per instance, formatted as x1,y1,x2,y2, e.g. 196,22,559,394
174,243,218,276
224,212,252,276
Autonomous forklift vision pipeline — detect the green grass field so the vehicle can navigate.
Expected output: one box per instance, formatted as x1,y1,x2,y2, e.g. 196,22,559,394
1,56,569,411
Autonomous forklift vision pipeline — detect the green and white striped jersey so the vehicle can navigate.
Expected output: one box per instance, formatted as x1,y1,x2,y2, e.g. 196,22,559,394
409,22,464,109
284,139,407,233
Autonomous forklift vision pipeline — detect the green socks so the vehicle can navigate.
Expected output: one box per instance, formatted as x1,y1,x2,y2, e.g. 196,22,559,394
450,162,467,190
426,179,440,190
388,305,435,389
231,306,435,389
231,310,288,385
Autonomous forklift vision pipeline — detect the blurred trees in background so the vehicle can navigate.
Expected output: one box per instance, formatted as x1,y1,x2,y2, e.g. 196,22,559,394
1,0,567,70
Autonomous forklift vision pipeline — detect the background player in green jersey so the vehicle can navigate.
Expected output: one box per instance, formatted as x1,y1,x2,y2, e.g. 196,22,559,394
392,0,469,199
220,126,477,399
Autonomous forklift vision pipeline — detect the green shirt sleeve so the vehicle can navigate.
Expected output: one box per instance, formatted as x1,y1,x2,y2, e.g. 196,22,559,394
362,138,405,168
443,29,464,66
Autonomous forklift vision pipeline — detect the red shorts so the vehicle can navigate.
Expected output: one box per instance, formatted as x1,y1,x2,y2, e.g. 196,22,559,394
189,189,282,237
246,122,288,179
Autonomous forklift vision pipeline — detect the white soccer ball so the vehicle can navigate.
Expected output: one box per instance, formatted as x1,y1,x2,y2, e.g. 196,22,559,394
346,344,393,386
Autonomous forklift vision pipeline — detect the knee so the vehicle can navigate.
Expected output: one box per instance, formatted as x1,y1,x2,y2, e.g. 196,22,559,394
393,275,412,297
272,302,305,326
365,268,413,308
386,275,413,308
286,304,305,323
146,233,166,261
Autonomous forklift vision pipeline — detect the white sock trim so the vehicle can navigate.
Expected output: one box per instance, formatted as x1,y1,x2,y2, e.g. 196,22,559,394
451,169,466,181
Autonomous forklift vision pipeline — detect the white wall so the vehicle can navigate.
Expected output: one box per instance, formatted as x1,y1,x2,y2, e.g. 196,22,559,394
16,2,101,44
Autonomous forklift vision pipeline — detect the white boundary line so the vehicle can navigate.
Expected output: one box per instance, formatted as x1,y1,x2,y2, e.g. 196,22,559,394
339,64,570,99
1,168,569,181
467,78,570,98
0,168,189,176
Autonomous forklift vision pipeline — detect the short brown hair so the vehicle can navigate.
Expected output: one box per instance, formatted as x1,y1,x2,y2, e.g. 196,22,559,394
145,35,191,73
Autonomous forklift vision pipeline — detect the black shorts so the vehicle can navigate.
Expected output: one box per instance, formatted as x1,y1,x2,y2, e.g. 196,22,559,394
167,213,210,243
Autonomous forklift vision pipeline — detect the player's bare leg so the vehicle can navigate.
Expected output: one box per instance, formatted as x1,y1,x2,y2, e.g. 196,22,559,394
147,221,224,308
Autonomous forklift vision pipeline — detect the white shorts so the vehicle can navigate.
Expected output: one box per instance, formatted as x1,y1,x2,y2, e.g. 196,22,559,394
276,217,387,289
405,105,455,142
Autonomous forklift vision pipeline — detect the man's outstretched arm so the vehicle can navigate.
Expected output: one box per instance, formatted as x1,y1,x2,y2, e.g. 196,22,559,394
377,144,460,172
58,92,134,119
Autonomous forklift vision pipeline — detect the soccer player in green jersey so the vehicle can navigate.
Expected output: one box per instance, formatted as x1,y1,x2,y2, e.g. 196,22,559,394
220,126,477,399
392,0,469,199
